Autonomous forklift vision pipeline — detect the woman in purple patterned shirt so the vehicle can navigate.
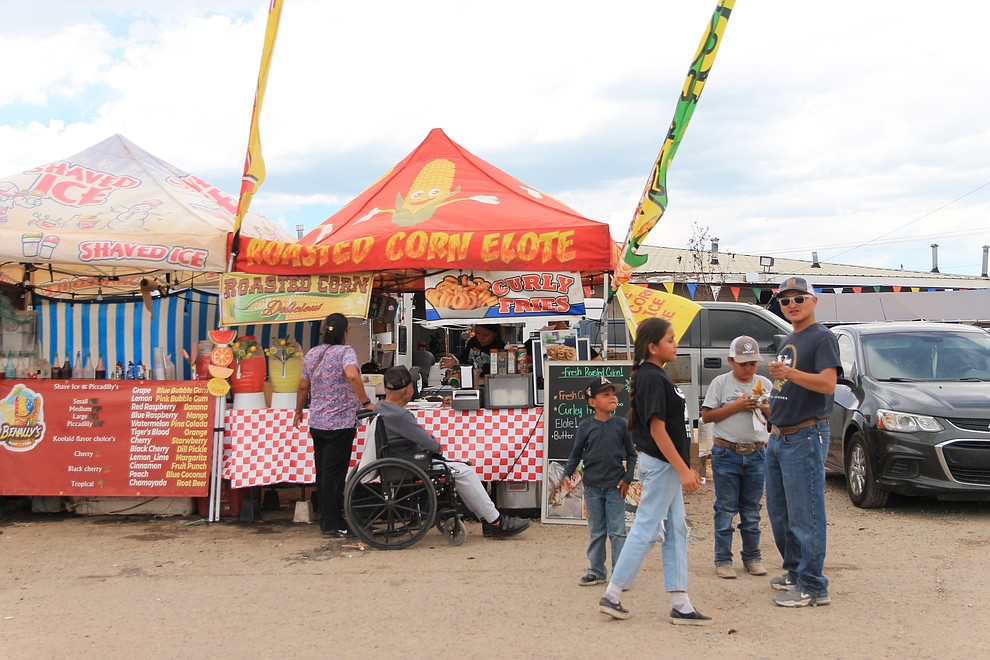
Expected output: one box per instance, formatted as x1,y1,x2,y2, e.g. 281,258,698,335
293,313,375,538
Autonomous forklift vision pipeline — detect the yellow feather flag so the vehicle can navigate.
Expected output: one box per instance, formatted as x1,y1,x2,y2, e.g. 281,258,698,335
232,0,284,238
616,283,702,342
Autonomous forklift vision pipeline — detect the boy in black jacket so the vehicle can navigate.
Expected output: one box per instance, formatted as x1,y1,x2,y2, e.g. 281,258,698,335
562,377,637,586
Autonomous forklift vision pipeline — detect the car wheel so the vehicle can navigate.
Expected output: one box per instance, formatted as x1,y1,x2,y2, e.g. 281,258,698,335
845,432,888,508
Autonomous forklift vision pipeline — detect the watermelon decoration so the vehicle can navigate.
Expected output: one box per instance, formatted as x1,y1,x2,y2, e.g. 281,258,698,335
209,329,238,346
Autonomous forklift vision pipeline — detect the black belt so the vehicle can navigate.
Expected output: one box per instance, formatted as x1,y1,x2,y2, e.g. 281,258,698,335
713,437,764,455
771,418,826,436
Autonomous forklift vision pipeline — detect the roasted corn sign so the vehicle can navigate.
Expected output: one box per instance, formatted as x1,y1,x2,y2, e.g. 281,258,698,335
218,272,373,325
231,129,614,276
424,270,585,322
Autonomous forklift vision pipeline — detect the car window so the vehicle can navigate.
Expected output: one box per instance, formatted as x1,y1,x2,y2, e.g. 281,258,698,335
709,309,781,349
837,333,856,377
579,319,632,351
862,330,990,381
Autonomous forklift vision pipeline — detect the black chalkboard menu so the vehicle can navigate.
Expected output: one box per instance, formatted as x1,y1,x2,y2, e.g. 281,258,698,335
544,361,633,459
543,360,633,523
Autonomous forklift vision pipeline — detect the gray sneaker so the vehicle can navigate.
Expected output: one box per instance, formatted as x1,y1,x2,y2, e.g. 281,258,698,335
770,574,796,591
773,590,831,607
669,608,714,626
598,596,631,620
579,573,606,586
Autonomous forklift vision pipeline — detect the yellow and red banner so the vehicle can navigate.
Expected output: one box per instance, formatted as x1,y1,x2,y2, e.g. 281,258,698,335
219,272,373,325
232,0,284,236
0,380,214,496
616,283,702,342
613,0,735,288
234,129,613,275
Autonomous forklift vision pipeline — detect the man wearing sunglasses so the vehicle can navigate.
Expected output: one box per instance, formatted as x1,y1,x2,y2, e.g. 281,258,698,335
765,276,840,609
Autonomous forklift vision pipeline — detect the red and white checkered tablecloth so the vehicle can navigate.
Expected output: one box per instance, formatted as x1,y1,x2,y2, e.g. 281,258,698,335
223,408,544,489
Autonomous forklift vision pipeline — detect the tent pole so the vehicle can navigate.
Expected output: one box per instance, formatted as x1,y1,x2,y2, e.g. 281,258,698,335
602,273,610,358
208,395,227,522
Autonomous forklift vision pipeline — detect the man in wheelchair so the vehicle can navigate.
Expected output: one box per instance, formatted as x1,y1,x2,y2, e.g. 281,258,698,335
374,366,530,539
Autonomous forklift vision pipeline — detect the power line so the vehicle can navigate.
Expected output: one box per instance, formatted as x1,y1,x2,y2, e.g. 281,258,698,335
768,226,987,256
822,180,990,263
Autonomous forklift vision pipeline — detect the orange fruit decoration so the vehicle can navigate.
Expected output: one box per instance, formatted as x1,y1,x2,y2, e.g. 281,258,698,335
207,377,231,397
208,364,234,379
209,329,238,346
211,346,234,367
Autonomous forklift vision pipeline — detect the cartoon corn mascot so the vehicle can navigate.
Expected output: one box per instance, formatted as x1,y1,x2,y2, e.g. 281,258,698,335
354,158,500,228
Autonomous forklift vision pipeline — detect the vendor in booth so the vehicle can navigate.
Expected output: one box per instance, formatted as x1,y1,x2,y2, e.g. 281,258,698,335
438,324,506,376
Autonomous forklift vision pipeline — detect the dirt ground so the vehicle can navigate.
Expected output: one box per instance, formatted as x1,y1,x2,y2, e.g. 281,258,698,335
2,477,989,660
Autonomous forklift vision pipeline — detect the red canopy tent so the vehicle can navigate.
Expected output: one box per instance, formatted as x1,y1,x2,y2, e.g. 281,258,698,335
232,128,614,289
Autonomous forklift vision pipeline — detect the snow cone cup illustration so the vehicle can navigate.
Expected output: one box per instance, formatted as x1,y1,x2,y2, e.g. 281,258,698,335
39,235,60,259
77,215,98,230
21,232,42,258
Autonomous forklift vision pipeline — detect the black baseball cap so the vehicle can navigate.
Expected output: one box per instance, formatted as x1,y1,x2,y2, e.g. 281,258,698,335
383,366,413,390
584,376,625,399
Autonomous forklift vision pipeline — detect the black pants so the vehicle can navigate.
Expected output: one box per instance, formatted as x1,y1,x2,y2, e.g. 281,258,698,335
311,427,356,533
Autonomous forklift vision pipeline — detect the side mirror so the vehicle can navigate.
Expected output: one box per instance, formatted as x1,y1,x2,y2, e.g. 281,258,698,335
769,334,788,354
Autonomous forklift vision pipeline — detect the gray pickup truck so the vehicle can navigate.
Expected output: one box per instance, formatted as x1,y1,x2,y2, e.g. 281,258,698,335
579,301,792,417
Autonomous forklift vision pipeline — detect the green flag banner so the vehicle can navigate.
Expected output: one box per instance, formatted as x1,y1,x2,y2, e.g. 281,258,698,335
613,0,735,289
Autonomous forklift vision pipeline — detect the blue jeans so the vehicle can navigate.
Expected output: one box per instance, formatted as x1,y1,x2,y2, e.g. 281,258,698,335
583,484,627,578
765,421,830,596
609,453,689,592
712,444,766,565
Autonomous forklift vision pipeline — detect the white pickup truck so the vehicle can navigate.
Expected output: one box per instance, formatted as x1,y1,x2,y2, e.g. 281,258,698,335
579,301,792,416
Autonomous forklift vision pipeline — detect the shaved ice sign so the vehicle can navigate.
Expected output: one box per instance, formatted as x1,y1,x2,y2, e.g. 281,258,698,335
26,162,139,207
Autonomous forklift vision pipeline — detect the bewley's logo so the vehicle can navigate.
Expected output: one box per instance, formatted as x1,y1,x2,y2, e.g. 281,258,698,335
0,385,46,452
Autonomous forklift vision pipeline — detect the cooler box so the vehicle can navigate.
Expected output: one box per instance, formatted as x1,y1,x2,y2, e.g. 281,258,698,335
495,481,541,510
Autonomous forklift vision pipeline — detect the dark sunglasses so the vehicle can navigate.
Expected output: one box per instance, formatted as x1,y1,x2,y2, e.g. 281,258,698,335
779,294,812,307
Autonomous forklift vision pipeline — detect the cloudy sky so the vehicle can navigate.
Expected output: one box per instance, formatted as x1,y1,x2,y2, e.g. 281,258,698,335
2,1,988,276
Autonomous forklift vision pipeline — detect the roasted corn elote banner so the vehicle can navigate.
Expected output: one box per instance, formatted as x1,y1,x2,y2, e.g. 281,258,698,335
424,270,585,322
616,283,702,342
219,272,373,325
613,0,735,289
233,129,613,275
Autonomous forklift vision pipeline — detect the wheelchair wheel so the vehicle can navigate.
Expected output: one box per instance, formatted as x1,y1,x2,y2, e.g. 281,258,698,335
441,517,466,546
344,458,438,550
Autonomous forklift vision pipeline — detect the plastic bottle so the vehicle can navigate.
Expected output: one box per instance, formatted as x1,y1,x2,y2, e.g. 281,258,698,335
51,352,62,379
16,352,28,379
27,352,40,378
113,361,124,380
4,352,15,379
126,360,136,380
72,351,83,379
33,340,48,378
95,355,107,379
136,361,146,380
61,354,71,379
84,353,96,379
